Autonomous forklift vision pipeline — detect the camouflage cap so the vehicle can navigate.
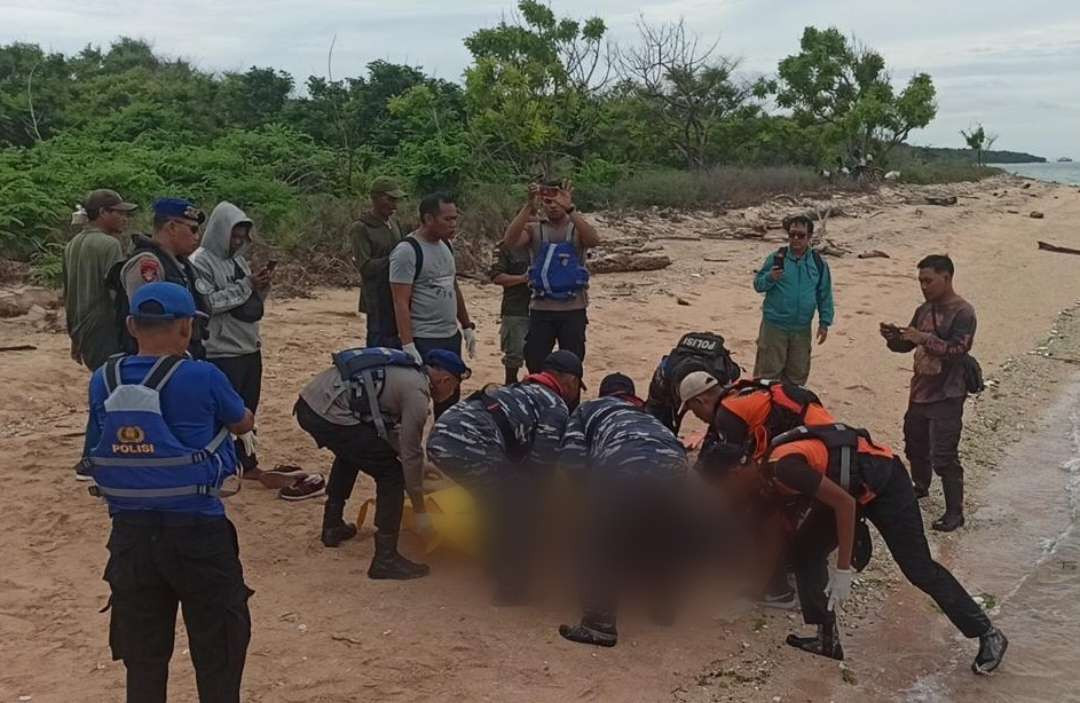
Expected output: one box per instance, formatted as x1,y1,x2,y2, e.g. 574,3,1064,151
370,176,405,198
84,189,138,214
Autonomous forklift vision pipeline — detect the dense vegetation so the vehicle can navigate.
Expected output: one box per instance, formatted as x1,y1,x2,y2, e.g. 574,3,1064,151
0,1,1001,275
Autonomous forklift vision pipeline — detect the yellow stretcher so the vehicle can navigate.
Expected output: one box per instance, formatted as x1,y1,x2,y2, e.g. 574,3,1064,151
356,484,480,556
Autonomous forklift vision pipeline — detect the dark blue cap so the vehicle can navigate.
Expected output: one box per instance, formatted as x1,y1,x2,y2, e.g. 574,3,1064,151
542,349,586,388
424,349,471,379
153,197,205,224
599,372,635,397
130,282,208,320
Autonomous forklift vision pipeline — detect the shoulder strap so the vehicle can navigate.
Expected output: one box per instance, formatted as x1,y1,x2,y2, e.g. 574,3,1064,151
104,356,125,395
141,356,186,391
812,250,826,293
359,369,389,440
405,236,424,282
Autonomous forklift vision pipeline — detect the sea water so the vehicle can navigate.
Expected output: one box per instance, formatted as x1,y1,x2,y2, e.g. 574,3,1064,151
989,161,1080,186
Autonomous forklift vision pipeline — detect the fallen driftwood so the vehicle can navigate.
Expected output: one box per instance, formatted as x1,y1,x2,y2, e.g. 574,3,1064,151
925,195,958,206
0,287,61,318
1030,211,1045,219
0,344,38,352
590,253,673,274
1037,241,1080,256
857,250,890,259
651,234,702,241
700,227,765,240
817,238,851,257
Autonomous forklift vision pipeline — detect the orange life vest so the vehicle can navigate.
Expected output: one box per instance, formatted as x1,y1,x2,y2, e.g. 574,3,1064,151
716,382,836,461
765,424,894,504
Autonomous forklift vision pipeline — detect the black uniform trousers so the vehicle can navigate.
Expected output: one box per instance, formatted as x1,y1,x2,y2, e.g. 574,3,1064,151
792,459,990,638
209,352,262,472
295,398,405,534
524,308,587,374
903,396,965,493
104,514,252,703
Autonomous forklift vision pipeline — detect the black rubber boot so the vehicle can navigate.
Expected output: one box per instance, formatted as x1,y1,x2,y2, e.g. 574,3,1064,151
368,532,430,580
933,479,965,532
972,627,1008,674
321,501,358,547
785,621,845,660
504,367,519,385
559,614,618,647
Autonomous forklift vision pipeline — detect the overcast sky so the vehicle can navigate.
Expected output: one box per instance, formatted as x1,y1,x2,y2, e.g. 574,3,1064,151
4,0,1078,160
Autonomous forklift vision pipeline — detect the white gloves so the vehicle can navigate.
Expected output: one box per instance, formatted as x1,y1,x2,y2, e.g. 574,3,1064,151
403,342,423,364
826,567,854,611
237,431,257,457
462,327,477,359
414,511,434,535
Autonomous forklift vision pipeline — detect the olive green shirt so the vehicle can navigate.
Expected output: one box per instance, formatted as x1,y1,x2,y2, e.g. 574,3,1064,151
62,226,125,370
350,212,403,313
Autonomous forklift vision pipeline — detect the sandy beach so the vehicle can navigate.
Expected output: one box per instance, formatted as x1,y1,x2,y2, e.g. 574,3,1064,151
3,174,1080,702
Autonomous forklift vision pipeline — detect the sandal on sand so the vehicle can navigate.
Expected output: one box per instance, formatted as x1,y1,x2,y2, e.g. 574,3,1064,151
279,473,327,501
258,464,308,490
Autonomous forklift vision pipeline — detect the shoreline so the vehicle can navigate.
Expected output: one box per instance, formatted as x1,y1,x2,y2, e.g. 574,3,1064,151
3,175,1080,702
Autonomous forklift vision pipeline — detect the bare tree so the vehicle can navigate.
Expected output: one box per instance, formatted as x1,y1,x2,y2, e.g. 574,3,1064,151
618,19,752,169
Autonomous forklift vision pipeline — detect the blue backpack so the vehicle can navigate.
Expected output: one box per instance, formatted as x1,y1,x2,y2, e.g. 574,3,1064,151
86,356,236,513
332,347,423,439
529,223,589,301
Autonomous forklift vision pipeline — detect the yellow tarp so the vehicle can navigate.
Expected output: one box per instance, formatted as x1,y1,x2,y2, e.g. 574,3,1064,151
356,485,480,556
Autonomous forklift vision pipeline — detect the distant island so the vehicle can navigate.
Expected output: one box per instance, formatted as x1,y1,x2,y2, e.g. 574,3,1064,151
902,145,1047,164
1059,157,1074,163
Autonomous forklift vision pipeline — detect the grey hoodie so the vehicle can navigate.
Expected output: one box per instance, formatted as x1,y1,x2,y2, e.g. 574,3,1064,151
190,202,261,358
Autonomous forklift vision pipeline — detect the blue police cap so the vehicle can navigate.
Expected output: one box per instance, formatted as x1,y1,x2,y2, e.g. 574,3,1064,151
131,282,208,320
153,197,206,224
424,349,471,379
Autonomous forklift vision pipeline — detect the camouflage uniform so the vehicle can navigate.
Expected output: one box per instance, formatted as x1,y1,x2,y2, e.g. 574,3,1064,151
558,395,690,645
561,395,688,481
427,379,569,601
426,380,569,487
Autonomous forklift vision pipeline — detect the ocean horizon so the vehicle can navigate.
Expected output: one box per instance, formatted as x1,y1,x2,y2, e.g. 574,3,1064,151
989,160,1080,185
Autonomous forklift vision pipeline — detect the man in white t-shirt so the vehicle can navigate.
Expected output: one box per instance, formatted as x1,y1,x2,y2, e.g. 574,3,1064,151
390,191,476,417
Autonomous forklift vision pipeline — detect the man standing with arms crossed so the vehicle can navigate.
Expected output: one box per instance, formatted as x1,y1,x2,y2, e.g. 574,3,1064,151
390,192,476,417
752,214,834,385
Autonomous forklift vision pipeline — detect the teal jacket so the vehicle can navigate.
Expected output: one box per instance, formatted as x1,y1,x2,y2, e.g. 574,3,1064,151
753,246,835,331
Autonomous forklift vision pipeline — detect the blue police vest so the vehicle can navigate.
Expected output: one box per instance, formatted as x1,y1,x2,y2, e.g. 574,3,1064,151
86,355,235,514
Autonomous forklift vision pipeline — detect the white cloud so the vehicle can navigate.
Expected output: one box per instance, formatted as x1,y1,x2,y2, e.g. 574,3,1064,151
2,0,1077,158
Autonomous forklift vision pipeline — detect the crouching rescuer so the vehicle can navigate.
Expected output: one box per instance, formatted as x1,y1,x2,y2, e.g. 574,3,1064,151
295,347,468,579
759,423,1008,674
84,282,255,703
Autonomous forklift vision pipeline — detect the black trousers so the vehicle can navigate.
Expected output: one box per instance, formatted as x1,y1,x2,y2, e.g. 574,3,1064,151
414,333,462,418
792,459,990,638
104,516,252,703
524,308,587,374
903,396,965,493
577,479,687,621
295,399,405,534
209,352,263,472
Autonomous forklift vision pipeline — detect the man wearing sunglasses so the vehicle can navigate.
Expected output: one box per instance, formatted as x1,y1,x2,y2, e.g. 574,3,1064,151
115,197,211,359
752,214,834,386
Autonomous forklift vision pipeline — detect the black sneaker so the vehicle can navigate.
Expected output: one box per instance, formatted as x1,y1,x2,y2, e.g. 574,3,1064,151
932,513,965,532
972,627,1008,674
559,621,617,647
74,460,93,482
786,623,844,661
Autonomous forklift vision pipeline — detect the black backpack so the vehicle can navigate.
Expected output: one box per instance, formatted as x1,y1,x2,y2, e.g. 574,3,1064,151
666,332,742,389
377,235,454,339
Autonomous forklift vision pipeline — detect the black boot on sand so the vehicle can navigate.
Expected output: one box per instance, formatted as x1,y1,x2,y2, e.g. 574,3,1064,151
786,621,845,660
320,501,358,547
368,532,430,580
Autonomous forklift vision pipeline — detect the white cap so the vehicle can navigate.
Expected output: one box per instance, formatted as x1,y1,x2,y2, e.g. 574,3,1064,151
678,371,720,404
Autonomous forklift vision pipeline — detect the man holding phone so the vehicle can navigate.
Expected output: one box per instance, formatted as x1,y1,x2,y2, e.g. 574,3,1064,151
752,214,834,385
191,202,288,487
